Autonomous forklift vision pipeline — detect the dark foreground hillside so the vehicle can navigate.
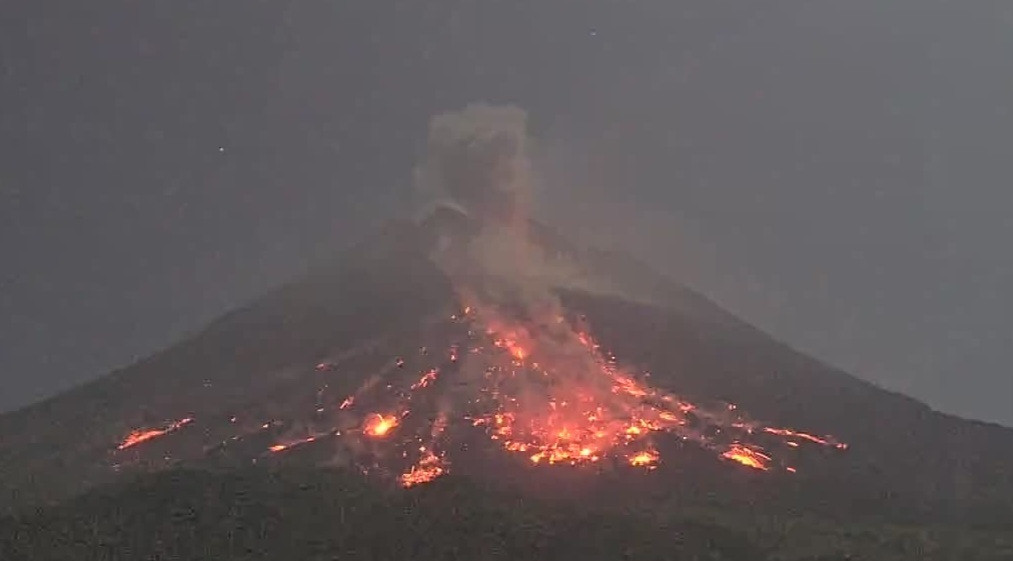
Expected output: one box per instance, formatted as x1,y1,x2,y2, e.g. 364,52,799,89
2,467,1011,561
3,215,1013,523
0,467,755,561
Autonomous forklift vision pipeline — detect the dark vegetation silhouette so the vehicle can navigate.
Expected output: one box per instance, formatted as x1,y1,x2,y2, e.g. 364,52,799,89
2,466,1011,560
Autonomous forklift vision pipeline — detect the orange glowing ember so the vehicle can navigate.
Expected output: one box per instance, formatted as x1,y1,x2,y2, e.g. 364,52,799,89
399,448,448,488
410,369,439,390
492,334,530,361
117,417,193,450
628,449,659,469
763,427,845,449
722,443,772,470
364,413,399,437
267,435,318,454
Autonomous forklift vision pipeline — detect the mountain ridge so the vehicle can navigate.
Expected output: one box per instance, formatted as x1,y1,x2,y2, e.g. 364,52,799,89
1,212,1011,528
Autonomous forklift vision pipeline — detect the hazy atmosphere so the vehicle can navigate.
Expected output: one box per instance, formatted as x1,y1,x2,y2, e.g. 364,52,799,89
2,0,1011,429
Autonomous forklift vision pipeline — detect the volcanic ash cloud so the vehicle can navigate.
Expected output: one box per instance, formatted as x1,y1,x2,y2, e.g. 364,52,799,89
414,103,533,228
414,104,565,317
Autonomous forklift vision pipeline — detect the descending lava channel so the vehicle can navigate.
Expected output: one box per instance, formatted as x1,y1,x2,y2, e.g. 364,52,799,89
458,305,847,473
116,417,193,450
109,307,847,488
311,303,850,486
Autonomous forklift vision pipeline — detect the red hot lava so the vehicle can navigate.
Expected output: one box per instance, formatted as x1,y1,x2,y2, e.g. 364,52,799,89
364,413,400,438
439,304,847,476
399,448,448,488
116,417,193,450
110,306,848,488
721,443,772,471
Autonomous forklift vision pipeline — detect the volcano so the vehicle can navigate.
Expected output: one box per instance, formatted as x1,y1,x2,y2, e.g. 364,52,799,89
2,107,1013,557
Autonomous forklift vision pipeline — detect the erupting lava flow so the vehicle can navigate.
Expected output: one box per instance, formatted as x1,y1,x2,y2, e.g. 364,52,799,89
448,305,847,475
109,305,849,488
108,104,848,489
116,417,193,450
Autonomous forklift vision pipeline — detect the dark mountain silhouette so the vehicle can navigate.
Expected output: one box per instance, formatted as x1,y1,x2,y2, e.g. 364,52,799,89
2,102,1012,559
1,208,1012,559
1,208,1011,519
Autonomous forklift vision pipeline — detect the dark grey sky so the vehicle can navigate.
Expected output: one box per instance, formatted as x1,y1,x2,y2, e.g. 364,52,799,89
2,2,1011,426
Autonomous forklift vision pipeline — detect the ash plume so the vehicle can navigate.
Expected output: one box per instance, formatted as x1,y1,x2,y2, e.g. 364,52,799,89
414,104,576,345
414,103,572,311
413,103,683,312
414,103,532,228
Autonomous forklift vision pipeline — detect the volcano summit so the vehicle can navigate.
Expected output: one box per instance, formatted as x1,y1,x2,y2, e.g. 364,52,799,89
2,105,1012,559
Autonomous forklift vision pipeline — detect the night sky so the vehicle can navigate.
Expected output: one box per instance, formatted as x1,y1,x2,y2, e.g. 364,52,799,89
2,2,1011,426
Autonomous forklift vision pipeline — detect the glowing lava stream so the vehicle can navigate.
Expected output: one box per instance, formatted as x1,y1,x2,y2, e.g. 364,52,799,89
762,427,849,450
109,305,848,488
457,306,848,474
721,443,772,471
117,417,193,450
268,434,322,454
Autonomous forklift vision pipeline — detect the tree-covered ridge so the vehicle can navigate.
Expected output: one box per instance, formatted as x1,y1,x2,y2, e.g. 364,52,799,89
0,467,752,560
2,467,1011,561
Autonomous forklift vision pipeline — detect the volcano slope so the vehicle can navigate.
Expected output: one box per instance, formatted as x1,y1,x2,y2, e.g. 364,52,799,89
3,103,1013,558
1,210,1012,559
0,212,1011,547
0,211,1008,554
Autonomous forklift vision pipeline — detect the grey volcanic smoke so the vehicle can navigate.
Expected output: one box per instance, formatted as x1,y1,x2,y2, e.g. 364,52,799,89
415,103,532,228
